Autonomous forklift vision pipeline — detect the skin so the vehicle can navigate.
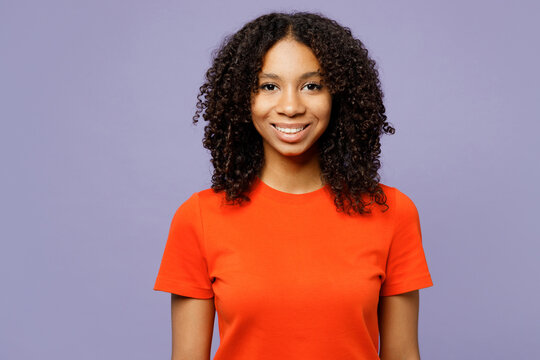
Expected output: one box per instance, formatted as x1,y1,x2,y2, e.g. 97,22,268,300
250,36,332,194
378,290,422,359
170,36,422,360
171,294,215,360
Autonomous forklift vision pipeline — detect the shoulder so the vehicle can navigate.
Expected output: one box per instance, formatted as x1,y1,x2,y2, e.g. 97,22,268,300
197,186,222,199
378,183,419,218
196,186,227,207
170,191,201,224
178,186,232,216
175,185,223,206
166,187,228,234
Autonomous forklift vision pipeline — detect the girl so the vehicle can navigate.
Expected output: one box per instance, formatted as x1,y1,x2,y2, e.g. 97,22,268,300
154,11,433,360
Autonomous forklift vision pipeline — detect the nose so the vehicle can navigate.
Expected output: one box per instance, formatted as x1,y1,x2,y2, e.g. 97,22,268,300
276,85,306,117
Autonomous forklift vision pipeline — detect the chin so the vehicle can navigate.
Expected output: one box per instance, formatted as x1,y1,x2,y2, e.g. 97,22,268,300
278,144,317,158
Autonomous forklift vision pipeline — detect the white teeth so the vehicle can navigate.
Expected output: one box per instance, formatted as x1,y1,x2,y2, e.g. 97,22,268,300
275,125,306,134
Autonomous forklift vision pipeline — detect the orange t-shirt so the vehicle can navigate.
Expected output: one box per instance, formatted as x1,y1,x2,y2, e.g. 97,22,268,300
154,176,433,359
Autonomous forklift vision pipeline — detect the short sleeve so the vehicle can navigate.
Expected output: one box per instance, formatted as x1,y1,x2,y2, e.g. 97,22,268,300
153,192,214,299
380,188,434,296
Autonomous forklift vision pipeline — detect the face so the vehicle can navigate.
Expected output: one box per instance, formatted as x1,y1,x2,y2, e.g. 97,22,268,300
250,38,332,161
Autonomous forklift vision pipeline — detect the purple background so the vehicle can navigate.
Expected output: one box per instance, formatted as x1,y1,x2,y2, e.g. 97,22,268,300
1,1,539,359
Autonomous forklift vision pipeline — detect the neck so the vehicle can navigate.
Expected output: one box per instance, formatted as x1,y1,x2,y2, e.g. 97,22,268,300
258,142,325,194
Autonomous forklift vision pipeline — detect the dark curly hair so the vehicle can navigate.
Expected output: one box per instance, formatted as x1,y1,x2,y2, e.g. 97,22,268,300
192,10,395,215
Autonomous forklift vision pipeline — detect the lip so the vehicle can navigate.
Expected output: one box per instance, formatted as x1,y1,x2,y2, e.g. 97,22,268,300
271,122,310,129
271,123,311,143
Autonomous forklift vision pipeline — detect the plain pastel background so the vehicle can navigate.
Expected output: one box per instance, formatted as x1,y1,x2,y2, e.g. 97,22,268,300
1,0,539,359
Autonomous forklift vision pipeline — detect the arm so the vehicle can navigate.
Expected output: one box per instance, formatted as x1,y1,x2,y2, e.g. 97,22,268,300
378,290,421,360
171,294,215,360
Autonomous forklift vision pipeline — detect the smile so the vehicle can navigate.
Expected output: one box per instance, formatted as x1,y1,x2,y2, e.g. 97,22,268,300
270,123,311,143
273,124,309,134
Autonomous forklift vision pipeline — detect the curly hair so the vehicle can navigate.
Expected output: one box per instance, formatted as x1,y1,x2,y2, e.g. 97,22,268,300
192,10,395,215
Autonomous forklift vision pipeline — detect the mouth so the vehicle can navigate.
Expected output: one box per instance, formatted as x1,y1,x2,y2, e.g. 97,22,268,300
271,123,311,134
269,122,312,143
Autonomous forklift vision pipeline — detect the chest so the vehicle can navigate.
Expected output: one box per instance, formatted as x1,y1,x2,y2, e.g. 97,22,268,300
203,206,393,327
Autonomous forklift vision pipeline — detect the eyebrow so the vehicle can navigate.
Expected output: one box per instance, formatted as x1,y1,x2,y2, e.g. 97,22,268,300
259,71,321,80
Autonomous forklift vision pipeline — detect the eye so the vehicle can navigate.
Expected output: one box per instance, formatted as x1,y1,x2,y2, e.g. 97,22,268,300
260,83,277,91
304,83,323,91
259,82,323,92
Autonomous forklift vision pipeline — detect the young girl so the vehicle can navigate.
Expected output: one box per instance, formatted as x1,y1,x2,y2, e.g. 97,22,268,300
154,11,433,360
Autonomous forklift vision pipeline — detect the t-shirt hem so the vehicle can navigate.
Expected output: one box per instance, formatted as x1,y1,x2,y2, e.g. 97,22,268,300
153,278,214,299
379,275,434,296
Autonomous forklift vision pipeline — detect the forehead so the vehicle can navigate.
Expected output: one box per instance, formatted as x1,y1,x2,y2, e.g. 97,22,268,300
259,39,322,78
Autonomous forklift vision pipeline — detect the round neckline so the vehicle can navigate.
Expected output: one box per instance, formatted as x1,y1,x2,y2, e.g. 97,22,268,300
252,175,331,204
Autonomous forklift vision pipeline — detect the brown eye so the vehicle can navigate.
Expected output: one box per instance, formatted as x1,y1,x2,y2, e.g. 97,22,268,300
305,83,322,91
260,84,277,91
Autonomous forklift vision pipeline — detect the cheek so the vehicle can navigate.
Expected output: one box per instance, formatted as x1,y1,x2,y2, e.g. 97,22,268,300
314,99,332,132
312,98,332,120
250,104,267,135
250,97,268,122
